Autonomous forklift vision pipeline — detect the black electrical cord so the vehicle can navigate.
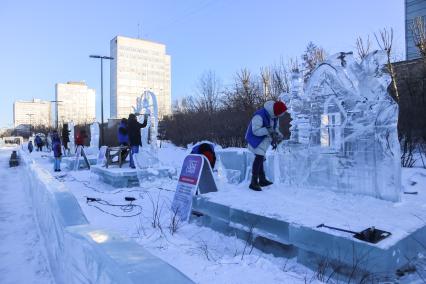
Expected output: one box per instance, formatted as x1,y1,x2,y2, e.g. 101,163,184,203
85,197,142,218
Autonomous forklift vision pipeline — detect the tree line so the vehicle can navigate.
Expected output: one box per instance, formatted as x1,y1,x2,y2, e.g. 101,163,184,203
159,30,400,147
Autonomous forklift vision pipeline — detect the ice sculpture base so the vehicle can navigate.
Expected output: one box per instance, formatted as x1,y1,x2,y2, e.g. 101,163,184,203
49,154,98,170
191,183,426,280
63,155,98,170
91,165,175,188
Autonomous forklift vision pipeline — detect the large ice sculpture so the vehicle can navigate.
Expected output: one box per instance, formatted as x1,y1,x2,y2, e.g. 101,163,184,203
132,91,160,168
279,51,401,202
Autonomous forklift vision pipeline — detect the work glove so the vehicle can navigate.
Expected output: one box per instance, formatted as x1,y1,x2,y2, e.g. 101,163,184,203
270,132,281,150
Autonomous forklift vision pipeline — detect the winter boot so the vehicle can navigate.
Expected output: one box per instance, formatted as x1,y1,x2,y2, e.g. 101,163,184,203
259,172,273,187
249,175,262,191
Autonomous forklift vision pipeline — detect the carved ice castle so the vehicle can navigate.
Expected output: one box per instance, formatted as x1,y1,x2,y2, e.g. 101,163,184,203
278,51,401,202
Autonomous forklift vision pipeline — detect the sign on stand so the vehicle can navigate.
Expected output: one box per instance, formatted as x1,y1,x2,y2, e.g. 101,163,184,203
171,154,218,222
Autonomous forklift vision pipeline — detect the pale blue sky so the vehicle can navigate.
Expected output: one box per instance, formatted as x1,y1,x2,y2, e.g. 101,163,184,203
0,0,404,127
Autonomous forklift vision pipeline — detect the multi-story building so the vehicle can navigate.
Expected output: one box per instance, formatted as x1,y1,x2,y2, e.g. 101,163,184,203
13,99,52,128
405,0,426,60
110,36,171,119
55,81,96,125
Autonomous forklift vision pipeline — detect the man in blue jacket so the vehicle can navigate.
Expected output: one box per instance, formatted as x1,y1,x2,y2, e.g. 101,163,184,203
245,100,287,191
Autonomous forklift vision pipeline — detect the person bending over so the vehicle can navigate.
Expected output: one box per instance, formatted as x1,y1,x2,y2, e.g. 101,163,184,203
245,100,287,191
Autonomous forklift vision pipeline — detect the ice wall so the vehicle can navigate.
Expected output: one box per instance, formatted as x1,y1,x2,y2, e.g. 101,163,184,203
279,51,401,202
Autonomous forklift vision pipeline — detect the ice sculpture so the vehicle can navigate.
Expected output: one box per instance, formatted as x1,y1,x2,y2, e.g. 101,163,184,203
279,51,401,202
68,121,75,155
132,91,160,168
132,91,159,150
90,122,99,149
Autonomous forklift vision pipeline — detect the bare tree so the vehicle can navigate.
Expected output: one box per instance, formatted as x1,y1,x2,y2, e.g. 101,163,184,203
356,36,371,59
260,67,271,100
195,70,222,113
268,59,291,99
374,28,399,101
302,42,326,81
288,57,300,73
224,68,262,111
411,16,426,57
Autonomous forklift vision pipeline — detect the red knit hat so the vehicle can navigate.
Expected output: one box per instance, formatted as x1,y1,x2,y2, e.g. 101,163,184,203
273,101,287,116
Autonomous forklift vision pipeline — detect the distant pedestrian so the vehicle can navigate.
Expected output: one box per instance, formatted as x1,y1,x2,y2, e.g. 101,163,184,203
28,140,34,153
75,129,87,147
127,113,147,168
245,100,287,191
52,131,62,172
62,124,70,152
35,135,43,151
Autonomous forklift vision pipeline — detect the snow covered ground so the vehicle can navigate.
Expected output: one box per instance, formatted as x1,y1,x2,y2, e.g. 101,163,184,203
0,148,53,284
11,143,426,283
28,145,321,284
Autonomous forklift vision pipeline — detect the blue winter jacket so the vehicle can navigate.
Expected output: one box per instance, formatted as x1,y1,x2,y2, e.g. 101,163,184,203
52,135,62,158
118,122,129,145
35,135,43,146
245,108,277,148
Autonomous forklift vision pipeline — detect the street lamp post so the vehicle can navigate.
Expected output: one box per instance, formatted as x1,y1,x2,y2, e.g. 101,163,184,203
26,113,34,136
89,55,114,146
50,100,63,129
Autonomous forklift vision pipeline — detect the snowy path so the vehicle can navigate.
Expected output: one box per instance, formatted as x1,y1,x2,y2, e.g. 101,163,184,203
0,149,53,284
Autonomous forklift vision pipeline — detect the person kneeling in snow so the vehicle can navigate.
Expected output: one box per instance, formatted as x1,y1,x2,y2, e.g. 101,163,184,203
245,100,287,191
191,142,216,169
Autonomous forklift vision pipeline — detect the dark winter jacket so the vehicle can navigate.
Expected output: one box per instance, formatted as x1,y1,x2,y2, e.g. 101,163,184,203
127,114,147,146
52,134,62,158
28,141,34,153
118,121,129,145
35,135,43,146
62,125,70,143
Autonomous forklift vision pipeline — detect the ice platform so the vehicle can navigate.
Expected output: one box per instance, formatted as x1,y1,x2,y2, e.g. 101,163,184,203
191,178,426,280
91,165,176,188
63,155,98,170
48,155,98,170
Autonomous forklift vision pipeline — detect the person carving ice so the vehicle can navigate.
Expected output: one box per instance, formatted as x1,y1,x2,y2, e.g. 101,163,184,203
127,113,148,169
245,100,287,191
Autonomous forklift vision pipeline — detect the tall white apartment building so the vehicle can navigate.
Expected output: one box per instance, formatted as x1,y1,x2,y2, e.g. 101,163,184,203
55,81,96,125
110,36,171,119
14,99,52,128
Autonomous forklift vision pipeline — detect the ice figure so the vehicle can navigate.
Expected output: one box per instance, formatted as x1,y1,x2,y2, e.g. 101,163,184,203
68,121,75,154
132,91,160,169
89,122,99,149
279,51,401,202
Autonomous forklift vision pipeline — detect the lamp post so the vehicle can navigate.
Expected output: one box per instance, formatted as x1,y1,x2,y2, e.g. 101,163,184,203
89,55,114,146
50,100,63,129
